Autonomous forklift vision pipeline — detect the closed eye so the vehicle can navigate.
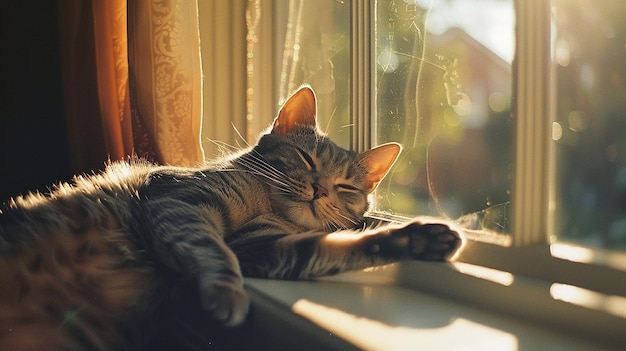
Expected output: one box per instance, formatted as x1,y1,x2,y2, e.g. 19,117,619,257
295,147,316,171
337,183,359,192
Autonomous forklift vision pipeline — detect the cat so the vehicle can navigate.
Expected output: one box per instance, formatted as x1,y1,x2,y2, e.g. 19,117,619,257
0,86,462,351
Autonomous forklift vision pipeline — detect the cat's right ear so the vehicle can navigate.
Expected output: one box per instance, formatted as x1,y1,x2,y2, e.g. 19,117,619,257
272,86,317,136
358,143,402,193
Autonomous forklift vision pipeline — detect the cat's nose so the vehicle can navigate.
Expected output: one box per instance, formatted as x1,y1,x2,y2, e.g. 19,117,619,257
312,183,328,199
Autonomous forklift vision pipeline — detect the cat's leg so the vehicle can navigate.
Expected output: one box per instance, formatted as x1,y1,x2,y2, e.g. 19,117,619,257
132,200,249,326
230,215,462,280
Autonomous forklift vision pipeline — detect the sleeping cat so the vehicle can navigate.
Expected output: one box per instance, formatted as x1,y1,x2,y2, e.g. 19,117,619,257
0,86,462,350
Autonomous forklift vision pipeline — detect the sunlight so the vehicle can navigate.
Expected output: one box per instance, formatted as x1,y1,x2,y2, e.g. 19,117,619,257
550,243,626,271
452,262,515,286
292,299,518,351
550,244,594,263
324,231,366,243
550,283,626,319
425,0,514,63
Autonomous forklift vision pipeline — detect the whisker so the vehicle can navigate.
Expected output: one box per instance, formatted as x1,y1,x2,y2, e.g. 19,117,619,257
206,139,246,155
236,157,292,187
332,206,359,226
231,122,253,148
217,168,293,194
239,154,290,181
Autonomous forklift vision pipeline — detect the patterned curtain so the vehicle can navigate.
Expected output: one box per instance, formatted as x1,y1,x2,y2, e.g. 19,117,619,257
59,0,204,171
128,0,205,166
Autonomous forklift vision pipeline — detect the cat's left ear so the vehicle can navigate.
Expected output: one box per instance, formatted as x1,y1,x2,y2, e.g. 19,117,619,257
272,86,317,136
358,143,402,193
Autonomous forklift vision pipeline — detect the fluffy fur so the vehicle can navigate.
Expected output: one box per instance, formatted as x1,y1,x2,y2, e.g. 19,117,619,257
0,86,462,350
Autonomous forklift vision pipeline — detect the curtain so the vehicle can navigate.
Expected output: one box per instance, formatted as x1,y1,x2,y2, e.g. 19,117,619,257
128,0,205,166
58,0,204,172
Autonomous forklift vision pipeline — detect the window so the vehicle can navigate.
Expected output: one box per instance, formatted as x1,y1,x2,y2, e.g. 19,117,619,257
551,0,626,252
259,0,516,240
373,0,514,237
271,0,352,149
202,0,626,338
255,0,626,257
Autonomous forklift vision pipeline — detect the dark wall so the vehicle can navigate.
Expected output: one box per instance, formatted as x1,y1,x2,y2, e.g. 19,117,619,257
0,1,72,201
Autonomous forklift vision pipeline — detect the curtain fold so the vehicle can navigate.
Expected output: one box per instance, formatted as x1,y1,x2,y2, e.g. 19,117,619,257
92,0,134,161
128,0,205,166
58,0,204,171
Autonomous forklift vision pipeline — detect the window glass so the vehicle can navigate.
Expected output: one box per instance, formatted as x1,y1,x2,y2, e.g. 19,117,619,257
551,0,626,250
274,0,351,148
374,0,515,234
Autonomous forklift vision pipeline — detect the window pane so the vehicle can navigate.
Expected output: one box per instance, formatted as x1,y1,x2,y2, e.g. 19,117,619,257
552,0,626,250
273,0,351,148
373,0,514,234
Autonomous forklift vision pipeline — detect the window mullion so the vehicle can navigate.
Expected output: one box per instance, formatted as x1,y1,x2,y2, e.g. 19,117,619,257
512,0,553,246
350,0,373,153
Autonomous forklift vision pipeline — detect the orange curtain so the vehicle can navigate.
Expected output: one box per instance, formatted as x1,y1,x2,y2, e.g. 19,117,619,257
58,0,204,173
92,0,134,161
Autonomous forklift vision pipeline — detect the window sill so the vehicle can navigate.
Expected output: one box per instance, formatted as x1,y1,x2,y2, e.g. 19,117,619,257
239,260,623,350
145,242,625,350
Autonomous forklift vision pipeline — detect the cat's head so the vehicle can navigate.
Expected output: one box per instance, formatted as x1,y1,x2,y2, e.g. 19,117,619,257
247,86,401,231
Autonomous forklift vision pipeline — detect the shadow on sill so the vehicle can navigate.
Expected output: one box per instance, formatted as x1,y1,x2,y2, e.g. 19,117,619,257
140,280,358,351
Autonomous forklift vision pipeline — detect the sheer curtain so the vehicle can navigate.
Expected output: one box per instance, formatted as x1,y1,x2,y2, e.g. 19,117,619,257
58,0,204,172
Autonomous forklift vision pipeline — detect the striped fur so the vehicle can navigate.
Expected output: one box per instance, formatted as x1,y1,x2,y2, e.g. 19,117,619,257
0,86,462,350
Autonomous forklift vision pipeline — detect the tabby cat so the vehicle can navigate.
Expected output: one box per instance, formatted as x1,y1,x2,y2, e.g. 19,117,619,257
0,86,462,350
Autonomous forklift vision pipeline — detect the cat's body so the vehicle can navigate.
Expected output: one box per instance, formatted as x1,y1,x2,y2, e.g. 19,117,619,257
0,87,462,350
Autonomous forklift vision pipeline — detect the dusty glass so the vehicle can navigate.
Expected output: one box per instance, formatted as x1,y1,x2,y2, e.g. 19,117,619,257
274,0,352,148
374,0,515,234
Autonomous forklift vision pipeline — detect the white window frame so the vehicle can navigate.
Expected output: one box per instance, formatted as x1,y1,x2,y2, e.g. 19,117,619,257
362,1,625,342
199,0,626,345
511,0,553,247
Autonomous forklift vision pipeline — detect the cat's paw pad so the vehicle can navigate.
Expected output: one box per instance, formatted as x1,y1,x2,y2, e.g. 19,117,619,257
200,282,250,327
406,222,462,261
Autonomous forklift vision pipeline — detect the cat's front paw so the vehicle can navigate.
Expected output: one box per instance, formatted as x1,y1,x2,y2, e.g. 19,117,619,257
403,222,462,261
199,280,250,327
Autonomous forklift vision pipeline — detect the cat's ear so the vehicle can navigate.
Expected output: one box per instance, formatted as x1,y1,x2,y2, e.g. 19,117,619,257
358,143,402,193
272,86,317,136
